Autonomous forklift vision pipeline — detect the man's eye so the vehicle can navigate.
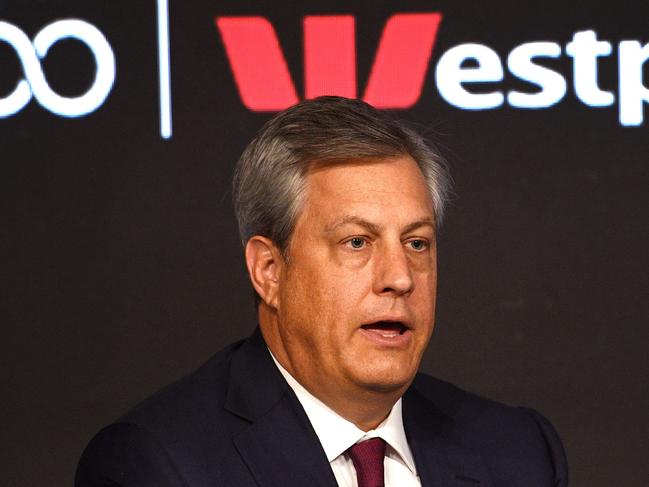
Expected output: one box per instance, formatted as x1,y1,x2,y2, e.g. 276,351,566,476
346,237,366,249
407,239,428,251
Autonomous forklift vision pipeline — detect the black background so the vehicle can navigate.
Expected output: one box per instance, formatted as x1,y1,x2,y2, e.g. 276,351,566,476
2,1,648,486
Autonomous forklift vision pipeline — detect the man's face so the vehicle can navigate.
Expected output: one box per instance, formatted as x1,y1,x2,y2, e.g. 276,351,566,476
272,156,437,400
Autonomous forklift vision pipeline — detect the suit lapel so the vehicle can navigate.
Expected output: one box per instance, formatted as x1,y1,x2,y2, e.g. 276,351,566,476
403,383,494,487
224,328,338,487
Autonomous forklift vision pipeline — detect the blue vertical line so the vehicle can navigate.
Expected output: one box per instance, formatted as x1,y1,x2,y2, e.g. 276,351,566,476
157,0,172,138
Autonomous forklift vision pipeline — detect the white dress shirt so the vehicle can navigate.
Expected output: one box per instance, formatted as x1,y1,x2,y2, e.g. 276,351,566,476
270,353,422,487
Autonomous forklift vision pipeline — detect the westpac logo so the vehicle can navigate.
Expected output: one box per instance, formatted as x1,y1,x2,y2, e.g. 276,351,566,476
216,13,649,127
216,14,442,111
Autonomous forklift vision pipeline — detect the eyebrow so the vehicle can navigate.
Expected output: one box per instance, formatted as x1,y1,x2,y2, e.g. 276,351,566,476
324,215,435,235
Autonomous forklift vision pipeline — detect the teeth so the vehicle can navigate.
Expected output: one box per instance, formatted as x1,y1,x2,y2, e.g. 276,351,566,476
379,330,400,338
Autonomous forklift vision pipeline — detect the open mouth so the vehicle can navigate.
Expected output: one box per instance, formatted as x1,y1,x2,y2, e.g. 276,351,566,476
361,321,408,337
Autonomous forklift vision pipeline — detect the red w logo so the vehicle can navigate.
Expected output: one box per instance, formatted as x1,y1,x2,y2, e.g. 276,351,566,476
215,13,443,111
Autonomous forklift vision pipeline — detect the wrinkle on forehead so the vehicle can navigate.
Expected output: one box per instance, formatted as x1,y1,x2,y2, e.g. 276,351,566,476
324,215,435,235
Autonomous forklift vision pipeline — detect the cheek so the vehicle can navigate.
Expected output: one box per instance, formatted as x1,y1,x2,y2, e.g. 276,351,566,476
305,275,367,346
412,271,437,316
281,246,375,336
281,265,340,331
325,269,373,315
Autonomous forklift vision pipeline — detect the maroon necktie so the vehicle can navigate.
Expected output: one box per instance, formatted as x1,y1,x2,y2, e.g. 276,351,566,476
347,438,387,487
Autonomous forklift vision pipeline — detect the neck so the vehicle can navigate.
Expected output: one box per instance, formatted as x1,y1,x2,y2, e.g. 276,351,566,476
322,389,400,431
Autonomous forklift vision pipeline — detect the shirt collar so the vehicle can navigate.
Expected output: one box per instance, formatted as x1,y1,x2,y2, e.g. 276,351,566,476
269,350,418,475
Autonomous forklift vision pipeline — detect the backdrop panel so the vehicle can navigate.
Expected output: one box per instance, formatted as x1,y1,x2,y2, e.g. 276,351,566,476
2,1,648,486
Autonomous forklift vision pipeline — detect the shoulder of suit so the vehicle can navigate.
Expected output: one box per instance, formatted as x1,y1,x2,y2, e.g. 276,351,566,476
409,372,549,430
409,371,500,417
410,372,564,452
116,337,246,428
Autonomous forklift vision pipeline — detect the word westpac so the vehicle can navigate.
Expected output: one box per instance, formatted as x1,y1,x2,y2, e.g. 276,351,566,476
217,14,649,126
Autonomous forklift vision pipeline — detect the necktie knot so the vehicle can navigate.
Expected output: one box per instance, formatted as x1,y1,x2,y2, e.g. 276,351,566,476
347,437,386,487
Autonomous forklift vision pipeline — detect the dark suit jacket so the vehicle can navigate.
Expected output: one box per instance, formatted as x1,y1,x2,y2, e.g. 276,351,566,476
76,328,568,487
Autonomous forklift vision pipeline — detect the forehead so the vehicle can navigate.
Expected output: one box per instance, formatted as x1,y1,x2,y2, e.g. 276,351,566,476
301,156,434,226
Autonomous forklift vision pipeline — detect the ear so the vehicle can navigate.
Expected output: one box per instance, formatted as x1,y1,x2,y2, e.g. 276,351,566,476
244,236,285,309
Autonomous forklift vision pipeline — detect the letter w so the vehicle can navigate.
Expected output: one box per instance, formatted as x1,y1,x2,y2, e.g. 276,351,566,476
215,13,443,111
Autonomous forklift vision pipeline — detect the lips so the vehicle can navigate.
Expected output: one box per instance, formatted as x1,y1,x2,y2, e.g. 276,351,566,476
361,320,409,337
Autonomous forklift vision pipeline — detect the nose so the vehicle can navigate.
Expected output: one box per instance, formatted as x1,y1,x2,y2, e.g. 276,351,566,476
373,240,414,297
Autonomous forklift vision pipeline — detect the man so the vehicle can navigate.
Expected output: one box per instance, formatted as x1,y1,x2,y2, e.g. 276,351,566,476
76,97,568,487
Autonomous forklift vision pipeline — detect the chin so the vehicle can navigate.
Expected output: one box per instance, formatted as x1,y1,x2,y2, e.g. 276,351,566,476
353,366,416,394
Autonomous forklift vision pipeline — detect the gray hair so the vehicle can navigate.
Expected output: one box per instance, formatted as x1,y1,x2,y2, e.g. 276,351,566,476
232,96,452,255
